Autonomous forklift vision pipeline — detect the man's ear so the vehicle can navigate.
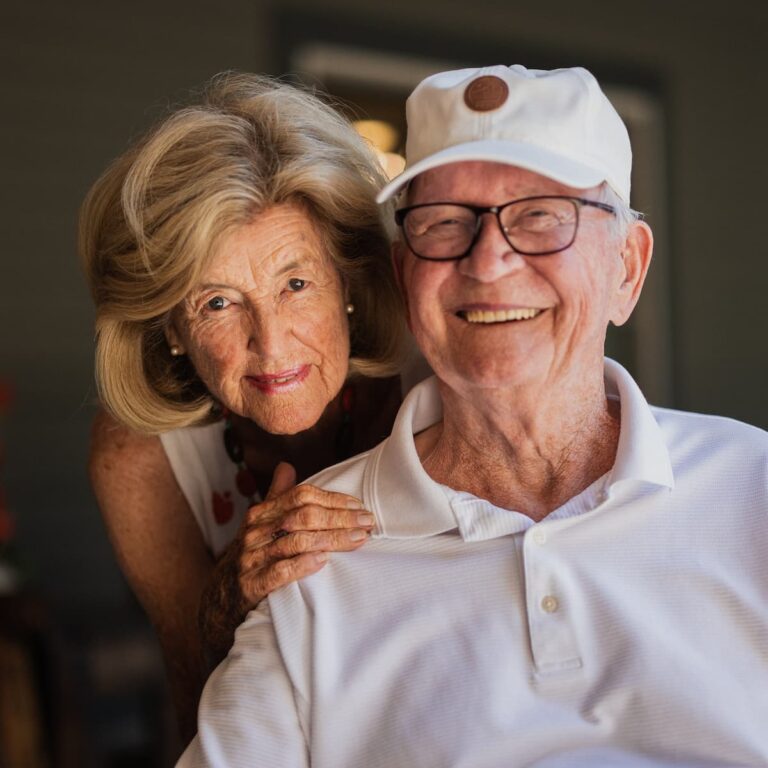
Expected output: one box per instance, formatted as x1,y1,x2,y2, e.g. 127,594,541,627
609,220,653,327
391,240,411,328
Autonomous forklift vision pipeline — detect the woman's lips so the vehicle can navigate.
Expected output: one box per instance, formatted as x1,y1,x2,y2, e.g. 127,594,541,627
245,365,310,394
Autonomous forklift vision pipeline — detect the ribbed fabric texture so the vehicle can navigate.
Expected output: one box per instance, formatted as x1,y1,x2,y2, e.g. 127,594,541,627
180,361,768,767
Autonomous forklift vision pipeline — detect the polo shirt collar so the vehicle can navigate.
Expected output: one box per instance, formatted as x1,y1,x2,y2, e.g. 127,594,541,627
364,377,456,538
604,358,674,493
365,358,674,540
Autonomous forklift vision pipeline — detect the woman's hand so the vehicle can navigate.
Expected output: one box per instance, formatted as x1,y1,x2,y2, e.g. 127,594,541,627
199,462,374,667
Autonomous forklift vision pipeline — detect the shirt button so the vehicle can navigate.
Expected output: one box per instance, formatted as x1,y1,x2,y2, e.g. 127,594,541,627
541,595,559,613
532,530,546,545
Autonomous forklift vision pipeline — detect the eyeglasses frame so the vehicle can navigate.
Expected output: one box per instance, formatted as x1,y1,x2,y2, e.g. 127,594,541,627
394,195,617,261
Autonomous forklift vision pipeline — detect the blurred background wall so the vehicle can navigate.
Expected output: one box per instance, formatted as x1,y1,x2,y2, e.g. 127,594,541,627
0,0,765,765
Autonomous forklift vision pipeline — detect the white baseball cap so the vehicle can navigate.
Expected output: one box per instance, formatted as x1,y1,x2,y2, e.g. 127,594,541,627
377,64,632,204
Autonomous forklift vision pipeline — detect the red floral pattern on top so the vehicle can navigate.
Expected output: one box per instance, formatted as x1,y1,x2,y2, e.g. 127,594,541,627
212,491,234,525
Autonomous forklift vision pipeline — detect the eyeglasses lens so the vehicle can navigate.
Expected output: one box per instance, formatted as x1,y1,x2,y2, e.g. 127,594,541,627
403,205,476,260
403,198,579,259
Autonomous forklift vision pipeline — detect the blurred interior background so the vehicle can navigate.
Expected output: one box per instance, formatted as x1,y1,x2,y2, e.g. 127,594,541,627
1,0,766,765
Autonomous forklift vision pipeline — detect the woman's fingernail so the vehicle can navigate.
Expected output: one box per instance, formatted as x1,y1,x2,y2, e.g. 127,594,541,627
315,552,329,564
357,513,374,527
349,529,368,542
346,498,364,509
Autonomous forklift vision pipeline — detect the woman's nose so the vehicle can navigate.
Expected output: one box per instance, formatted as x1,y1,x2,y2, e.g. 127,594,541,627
457,214,528,282
245,306,289,358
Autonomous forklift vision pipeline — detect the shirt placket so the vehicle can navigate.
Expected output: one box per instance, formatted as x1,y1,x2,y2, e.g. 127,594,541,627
523,525,582,675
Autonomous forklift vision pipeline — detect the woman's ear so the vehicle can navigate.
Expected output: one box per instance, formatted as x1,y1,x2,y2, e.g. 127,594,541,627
164,317,185,355
609,220,653,327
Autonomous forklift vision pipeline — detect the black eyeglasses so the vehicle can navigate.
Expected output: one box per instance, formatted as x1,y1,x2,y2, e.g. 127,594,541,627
395,196,616,261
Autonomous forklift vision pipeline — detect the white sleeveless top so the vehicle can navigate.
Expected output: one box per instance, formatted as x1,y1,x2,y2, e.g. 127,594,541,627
159,348,432,557
160,421,252,557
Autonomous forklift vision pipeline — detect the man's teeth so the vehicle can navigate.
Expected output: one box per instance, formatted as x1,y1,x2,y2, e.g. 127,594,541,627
272,374,296,384
463,308,542,323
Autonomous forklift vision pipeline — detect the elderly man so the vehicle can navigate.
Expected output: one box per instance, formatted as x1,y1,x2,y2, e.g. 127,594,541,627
180,66,768,767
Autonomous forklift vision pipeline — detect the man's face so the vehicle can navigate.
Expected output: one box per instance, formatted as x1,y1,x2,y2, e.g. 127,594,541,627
394,161,646,395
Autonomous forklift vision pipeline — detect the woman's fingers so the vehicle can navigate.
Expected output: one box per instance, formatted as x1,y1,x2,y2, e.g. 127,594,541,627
243,483,368,532
264,461,297,500
240,506,373,553
241,552,329,603
281,505,374,532
284,483,365,513
232,481,373,609
241,526,369,569
268,527,370,559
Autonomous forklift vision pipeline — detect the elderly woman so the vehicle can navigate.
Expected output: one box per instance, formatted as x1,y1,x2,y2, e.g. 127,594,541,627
80,73,413,742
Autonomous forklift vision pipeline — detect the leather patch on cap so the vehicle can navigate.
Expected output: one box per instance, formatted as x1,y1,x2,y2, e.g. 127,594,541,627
463,75,509,112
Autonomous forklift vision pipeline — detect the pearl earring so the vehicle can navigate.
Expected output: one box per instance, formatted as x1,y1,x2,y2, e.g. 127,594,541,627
345,303,355,315
170,345,183,357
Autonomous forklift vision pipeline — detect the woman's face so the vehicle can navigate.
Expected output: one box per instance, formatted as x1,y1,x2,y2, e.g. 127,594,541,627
169,203,351,435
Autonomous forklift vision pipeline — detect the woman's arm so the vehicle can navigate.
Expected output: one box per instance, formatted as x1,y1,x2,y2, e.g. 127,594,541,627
89,409,212,745
90,410,376,746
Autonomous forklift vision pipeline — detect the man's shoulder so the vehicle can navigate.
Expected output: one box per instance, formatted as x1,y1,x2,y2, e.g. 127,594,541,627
651,405,767,445
303,446,378,497
651,405,768,484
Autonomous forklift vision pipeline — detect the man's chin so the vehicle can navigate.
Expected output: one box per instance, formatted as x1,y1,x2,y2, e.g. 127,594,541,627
435,360,546,394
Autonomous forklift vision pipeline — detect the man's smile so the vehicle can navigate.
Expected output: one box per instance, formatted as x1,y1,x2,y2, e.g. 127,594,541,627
456,307,545,324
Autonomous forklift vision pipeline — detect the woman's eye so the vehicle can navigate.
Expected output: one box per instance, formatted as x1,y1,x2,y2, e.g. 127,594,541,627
206,295,230,311
287,278,307,292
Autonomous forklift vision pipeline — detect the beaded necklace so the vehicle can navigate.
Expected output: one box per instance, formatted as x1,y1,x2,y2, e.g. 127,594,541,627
223,383,356,505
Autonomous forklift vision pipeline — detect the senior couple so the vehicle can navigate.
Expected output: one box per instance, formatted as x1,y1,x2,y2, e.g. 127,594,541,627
84,65,768,766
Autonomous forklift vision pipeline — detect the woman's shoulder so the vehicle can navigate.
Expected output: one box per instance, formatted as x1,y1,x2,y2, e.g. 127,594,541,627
90,410,246,555
89,409,168,488
88,410,193,549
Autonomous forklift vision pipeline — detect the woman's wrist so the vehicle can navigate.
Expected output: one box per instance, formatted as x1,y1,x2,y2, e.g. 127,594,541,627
198,550,251,669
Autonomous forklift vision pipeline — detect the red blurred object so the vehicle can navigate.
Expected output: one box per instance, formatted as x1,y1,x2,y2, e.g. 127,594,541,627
0,490,13,543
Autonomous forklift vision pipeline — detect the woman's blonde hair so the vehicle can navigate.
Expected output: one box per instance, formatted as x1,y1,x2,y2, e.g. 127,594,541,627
80,73,406,434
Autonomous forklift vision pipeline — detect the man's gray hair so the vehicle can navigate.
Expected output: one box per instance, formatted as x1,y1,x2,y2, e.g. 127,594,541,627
597,183,643,240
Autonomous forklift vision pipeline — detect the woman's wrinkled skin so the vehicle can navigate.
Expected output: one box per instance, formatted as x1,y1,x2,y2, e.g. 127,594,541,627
169,204,352,435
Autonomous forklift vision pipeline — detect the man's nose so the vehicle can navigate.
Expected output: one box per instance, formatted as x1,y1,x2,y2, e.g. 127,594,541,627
456,213,527,282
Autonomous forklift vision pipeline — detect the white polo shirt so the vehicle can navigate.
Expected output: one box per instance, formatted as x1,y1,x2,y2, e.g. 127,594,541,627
179,359,768,768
